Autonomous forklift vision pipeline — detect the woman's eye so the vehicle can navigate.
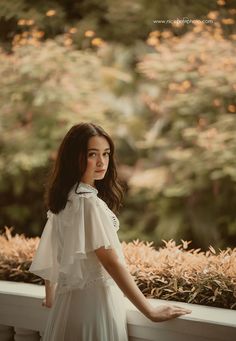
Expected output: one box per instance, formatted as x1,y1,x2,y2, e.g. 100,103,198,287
88,152,110,158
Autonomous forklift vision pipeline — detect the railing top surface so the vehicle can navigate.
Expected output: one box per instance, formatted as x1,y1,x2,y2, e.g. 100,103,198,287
1,280,236,328
0,280,44,298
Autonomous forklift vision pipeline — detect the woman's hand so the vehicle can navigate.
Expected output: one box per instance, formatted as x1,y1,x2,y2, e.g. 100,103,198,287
42,297,53,308
148,304,192,322
43,280,57,308
95,248,192,322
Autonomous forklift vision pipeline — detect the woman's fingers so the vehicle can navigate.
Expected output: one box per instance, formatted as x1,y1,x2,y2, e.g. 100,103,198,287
172,305,192,315
42,298,52,308
149,304,192,322
166,307,191,320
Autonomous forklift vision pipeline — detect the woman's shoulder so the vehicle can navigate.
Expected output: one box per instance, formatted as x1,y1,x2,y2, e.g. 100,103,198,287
66,182,100,212
58,183,120,230
68,182,97,200
68,183,115,215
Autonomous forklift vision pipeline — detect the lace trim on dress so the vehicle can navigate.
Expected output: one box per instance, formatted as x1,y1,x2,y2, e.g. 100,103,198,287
97,198,120,231
56,275,116,294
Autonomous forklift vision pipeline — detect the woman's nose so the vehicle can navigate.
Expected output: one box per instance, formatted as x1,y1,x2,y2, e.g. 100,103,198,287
97,155,104,165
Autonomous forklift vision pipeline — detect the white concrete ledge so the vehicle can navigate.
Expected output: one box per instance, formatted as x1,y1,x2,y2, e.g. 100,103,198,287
0,281,235,341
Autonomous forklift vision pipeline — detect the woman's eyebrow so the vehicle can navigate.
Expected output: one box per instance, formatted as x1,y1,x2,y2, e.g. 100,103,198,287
88,148,110,151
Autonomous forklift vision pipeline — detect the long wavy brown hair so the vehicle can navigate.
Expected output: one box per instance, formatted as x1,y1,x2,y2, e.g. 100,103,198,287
45,123,124,214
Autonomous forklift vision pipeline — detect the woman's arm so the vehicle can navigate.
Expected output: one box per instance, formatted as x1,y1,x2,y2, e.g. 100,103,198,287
43,280,57,308
95,247,191,322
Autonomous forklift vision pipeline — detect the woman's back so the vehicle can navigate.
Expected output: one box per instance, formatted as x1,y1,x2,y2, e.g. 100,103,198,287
30,182,129,341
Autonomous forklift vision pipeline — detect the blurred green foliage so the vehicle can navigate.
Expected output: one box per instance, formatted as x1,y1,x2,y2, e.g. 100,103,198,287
0,0,236,250
0,39,109,235
124,27,236,249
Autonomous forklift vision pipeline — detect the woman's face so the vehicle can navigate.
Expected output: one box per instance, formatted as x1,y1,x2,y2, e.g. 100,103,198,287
81,135,110,186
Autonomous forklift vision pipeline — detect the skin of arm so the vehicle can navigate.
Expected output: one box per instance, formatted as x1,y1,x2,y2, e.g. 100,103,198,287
43,280,57,308
95,247,153,317
95,247,191,322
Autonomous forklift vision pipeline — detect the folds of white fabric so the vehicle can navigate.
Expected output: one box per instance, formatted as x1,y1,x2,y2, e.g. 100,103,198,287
29,211,59,283
42,283,128,341
29,192,126,292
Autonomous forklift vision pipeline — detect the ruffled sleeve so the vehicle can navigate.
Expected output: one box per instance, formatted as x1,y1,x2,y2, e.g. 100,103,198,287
57,195,124,288
60,195,121,262
29,194,125,289
29,211,59,284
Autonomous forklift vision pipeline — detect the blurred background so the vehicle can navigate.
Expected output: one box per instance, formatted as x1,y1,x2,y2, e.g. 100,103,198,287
0,0,236,251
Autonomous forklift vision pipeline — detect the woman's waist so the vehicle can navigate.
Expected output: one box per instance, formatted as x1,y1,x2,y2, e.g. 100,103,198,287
56,273,116,294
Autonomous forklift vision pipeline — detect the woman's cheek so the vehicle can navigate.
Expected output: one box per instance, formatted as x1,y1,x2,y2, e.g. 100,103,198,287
87,158,95,170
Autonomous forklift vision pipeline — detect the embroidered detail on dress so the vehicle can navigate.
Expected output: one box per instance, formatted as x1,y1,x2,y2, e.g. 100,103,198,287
57,275,115,294
83,276,112,288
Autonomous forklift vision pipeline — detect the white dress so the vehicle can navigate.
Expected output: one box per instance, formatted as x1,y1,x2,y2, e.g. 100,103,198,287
29,182,129,341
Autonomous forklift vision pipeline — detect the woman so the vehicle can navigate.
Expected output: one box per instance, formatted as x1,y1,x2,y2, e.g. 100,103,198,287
29,122,191,341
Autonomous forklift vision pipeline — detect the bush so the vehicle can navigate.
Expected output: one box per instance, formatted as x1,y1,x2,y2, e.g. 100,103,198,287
0,228,235,309
123,239,236,309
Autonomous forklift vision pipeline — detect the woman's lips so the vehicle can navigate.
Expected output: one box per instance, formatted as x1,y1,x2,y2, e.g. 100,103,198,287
95,169,106,173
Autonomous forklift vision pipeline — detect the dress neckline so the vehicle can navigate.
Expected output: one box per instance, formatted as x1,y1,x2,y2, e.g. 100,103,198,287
75,182,98,195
